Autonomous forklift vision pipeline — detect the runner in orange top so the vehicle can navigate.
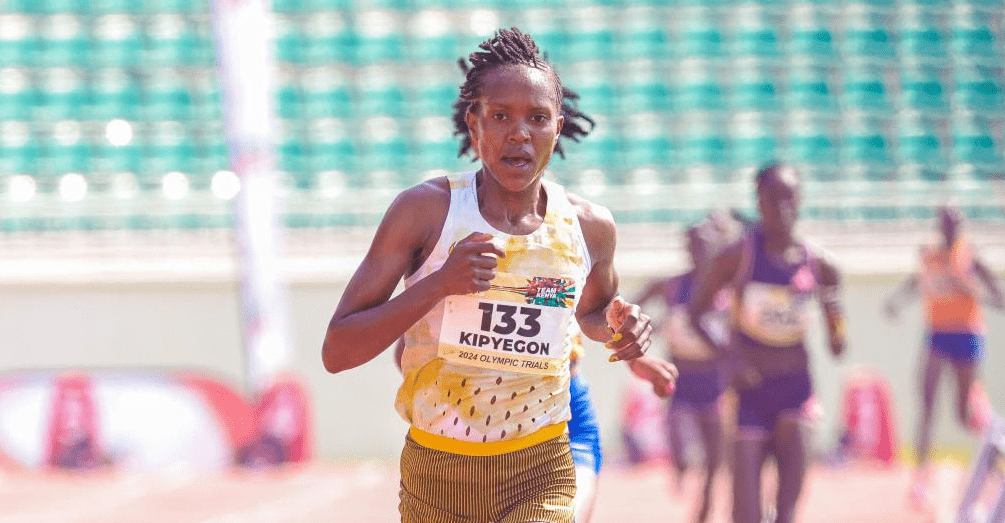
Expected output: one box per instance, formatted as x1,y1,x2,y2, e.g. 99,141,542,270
885,205,1004,506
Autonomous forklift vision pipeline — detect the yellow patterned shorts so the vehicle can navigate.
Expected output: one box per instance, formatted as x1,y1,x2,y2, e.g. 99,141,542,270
399,431,576,523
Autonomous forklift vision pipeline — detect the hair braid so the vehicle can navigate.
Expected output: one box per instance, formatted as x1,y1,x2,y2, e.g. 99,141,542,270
451,29,594,160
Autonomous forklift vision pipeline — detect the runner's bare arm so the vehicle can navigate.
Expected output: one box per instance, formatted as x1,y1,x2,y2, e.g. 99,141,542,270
972,255,1005,309
815,250,846,358
322,180,505,373
884,274,918,319
570,194,652,362
687,240,741,356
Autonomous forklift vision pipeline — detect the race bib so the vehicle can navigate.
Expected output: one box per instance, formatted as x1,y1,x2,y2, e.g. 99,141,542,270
437,274,575,376
739,282,812,347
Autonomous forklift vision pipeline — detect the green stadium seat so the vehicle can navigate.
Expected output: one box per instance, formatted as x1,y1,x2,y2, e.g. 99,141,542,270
618,13,668,59
841,115,894,167
87,67,141,120
301,66,353,118
730,10,782,59
841,64,894,111
143,120,197,175
303,10,354,64
36,67,88,120
352,11,405,64
896,118,948,168
0,14,40,67
36,14,88,67
899,64,950,114
841,3,896,62
730,62,781,111
789,27,838,61
679,123,728,167
274,15,307,65
93,141,143,174
680,24,725,59
566,27,617,62
412,73,458,117
305,117,357,175
90,14,143,68
0,121,40,175
674,61,725,112
621,113,673,169
277,75,304,120
141,70,193,121
952,65,1003,112
0,68,39,121
948,24,996,60
142,14,202,66
951,114,1002,167
784,62,838,111
730,115,778,168
899,21,948,62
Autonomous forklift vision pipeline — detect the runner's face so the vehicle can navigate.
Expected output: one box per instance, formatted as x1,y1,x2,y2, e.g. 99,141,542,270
465,65,564,192
758,168,801,237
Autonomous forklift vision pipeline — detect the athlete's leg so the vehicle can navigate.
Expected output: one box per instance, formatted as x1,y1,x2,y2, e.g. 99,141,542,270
916,349,944,469
666,406,691,493
573,464,598,523
732,429,769,523
771,414,809,523
695,408,724,523
951,360,978,429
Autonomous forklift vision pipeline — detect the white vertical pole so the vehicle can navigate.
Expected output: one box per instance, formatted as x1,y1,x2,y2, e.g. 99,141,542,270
210,0,292,395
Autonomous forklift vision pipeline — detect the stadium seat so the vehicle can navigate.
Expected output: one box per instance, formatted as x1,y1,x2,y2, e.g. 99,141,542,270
300,66,353,118
898,16,948,62
618,10,668,59
952,65,1003,112
950,16,999,60
951,114,1003,167
896,117,948,168
621,113,673,169
841,5,896,63
0,121,40,175
36,67,88,121
729,61,782,111
841,114,894,167
90,14,143,68
140,69,193,121
786,112,839,166
273,14,307,65
674,60,725,112
40,121,91,176
305,117,357,176
87,67,142,121
303,10,353,65
0,68,39,121
354,68,407,117
841,63,894,112
142,14,202,67
407,11,462,63
729,7,782,59
351,11,405,64
678,118,729,167
899,64,950,114
729,113,778,168
142,120,197,176
36,14,88,68
784,62,839,111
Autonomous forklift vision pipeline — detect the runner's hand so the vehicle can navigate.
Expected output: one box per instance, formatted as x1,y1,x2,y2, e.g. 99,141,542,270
435,232,506,296
628,356,678,398
604,296,653,362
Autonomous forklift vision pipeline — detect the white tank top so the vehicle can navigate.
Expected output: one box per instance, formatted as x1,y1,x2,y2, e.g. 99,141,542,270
395,171,592,448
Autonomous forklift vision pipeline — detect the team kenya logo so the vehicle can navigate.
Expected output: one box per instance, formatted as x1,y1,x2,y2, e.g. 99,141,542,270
491,277,576,308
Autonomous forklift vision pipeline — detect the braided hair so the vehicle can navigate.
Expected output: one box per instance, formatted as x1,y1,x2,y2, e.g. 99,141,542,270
451,27,595,160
